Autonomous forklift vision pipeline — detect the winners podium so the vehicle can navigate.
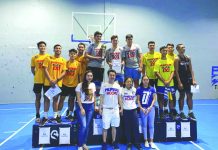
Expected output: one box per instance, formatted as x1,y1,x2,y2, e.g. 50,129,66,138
32,109,197,147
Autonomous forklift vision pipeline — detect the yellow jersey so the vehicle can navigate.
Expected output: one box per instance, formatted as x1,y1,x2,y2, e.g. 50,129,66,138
154,58,174,86
142,52,161,79
43,56,67,87
63,60,82,87
31,54,49,84
75,54,87,80
166,53,177,62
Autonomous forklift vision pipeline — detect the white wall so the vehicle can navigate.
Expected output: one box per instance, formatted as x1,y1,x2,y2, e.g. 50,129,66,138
0,0,218,103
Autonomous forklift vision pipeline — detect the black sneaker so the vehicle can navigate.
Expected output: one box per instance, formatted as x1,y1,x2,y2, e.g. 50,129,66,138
164,109,170,120
126,143,132,150
134,143,142,150
56,116,62,123
188,112,196,120
40,117,48,126
102,143,107,150
160,111,165,120
65,109,69,117
112,142,119,150
35,113,40,123
66,115,74,122
180,112,187,120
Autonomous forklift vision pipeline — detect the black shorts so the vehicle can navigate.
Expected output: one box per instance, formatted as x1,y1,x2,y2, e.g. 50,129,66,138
87,66,104,82
149,79,157,88
43,86,51,93
33,84,44,94
60,85,76,97
178,78,192,93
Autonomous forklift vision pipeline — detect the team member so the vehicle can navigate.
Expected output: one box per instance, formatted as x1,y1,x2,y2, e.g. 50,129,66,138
175,44,197,120
76,70,96,150
85,31,105,97
122,77,141,150
99,69,123,150
154,46,177,120
76,42,88,80
105,35,124,86
142,41,161,88
123,34,142,88
137,75,156,149
31,41,49,122
41,44,67,125
57,49,81,123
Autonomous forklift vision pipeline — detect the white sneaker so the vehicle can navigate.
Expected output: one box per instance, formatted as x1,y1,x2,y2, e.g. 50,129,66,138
83,144,89,150
78,146,83,150
150,142,156,149
144,141,149,147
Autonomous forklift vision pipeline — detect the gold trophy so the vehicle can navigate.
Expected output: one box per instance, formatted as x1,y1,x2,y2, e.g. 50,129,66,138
101,44,107,59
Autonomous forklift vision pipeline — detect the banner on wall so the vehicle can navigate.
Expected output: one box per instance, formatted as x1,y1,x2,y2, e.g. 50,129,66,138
211,66,218,89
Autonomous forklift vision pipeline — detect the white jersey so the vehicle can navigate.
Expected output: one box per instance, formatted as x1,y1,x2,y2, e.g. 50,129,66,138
75,82,96,104
121,87,137,110
100,82,121,109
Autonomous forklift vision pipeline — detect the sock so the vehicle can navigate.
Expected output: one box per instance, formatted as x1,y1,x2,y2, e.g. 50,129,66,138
180,110,184,113
164,107,168,110
69,111,72,116
53,112,58,118
44,112,48,118
189,110,193,113
57,111,61,117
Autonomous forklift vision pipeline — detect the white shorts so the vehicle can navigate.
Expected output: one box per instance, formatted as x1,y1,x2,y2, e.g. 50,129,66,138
102,108,120,129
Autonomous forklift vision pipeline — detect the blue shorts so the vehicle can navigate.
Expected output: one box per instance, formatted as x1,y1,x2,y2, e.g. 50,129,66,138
115,73,124,83
157,86,176,94
124,67,141,80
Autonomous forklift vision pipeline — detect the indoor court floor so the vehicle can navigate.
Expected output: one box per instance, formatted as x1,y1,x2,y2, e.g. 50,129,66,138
0,99,217,150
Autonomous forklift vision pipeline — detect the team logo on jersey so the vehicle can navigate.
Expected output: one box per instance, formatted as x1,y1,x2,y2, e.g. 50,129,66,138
111,52,120,60
127,49,136,58
105,88,119,95
124,95,135,101
148,58,158,66
37,60,44,68
67,67,77,76
160,64,171,72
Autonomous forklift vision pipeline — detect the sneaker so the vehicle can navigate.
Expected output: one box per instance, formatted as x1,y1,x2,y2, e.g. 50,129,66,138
126,143,132,150
188,112,196,120
102,143,107,150
56,116,62,124
134,143,142,150
82,144,89,150
78,146,83,150
180,112,187,120
66,115,74,122
40,117,48,126
112,142,119,150
150,142,156,149
144,141,149,148
35,113,40,123
159,112,165,120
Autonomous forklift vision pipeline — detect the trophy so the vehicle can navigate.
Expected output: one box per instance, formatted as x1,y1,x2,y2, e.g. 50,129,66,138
101,44,107,59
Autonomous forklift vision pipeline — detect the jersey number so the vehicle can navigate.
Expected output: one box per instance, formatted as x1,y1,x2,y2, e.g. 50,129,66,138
142,91,150,104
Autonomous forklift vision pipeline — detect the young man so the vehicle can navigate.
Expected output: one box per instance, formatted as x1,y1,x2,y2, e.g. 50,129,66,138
99,69,123,150
85,31,105,97
42,44,67,125
57,49,81,123
175,44,197,120
105,35,124,86
123,34,142,88
75,42,88,80
154,46,177,120
142,41,161,88
31,41,49,122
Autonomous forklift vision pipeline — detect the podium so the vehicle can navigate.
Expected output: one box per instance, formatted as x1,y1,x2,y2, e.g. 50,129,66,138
32,117,77,148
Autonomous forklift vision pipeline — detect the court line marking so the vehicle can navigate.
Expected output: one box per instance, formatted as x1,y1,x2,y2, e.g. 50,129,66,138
3,131,16,134
39,108,68,150
0,108,35,111
190,141,205,150
0,111,43,147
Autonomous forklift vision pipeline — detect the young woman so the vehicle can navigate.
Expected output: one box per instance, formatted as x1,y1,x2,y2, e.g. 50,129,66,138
75,70,96,150
137,75,156,149
122,77,142,150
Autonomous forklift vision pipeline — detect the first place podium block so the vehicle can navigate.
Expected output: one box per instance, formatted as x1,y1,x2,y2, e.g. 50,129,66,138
32,117,77,148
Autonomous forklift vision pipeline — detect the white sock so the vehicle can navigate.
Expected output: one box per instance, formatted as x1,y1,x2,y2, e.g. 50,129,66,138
180,110,184,113
44,112,48,118
189,110,193,113
69,111,72,116
164,107,168,110
53,112,58,118
57,111,61,117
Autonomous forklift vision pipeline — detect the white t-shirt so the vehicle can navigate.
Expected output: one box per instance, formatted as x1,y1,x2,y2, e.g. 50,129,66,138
100,82,121,109
75,82,96,103
121,87,137,110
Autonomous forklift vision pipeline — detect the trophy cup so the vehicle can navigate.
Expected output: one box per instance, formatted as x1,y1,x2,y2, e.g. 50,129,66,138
101,44,107,59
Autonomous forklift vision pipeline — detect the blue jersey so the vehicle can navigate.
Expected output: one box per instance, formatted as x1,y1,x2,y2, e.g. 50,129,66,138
136,86,156,108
